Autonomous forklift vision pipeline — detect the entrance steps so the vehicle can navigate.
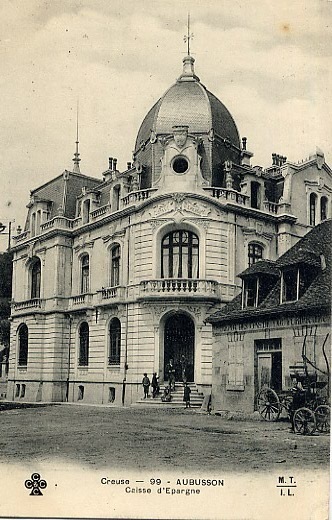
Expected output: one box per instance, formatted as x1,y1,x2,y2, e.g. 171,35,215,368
132,382,205,409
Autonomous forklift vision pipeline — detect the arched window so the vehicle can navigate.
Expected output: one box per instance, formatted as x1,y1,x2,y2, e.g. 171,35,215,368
321,196,328,222
18,324,28,366
110,245,120,287
109,318,121,365
309,193,317,226
78,322,89,366
81,255,90,293
248,243,263,266
31,258,41,299
161,230,199,279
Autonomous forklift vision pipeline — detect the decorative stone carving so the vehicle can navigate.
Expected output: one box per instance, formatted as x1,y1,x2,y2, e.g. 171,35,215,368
149,201,174,218
182,199,211,217
172,125,188,149
185,218,210,231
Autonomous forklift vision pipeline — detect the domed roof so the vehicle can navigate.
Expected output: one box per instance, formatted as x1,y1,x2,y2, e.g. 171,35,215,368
135,56,241,153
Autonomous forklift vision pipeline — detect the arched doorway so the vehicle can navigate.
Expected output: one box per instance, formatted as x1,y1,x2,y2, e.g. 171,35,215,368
164,313,195,382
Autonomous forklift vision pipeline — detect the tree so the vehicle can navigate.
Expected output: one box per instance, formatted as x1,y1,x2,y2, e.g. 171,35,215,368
0,251,13,352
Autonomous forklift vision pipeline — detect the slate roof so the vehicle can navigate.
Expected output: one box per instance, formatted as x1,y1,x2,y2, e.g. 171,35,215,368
239,260,280,278
207,219,332,324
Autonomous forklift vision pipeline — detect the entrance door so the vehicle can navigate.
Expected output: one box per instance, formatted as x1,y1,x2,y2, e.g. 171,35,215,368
164,314,195,381
257,351,282,393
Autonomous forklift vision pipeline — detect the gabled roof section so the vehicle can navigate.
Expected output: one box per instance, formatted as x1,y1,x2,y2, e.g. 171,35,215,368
207,219,332,324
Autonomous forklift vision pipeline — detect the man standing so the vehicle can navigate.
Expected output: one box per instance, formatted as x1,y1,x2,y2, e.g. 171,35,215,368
167,359,176,391
183,382,191,408
142,373,150,399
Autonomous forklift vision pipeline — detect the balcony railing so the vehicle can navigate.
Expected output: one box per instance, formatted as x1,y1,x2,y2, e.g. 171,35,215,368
203,187,249,205
90,205,109,219
12,298,44,311
122,188,158,207
69,293,93,307
40,216,74,232
262,201,278,214
98,286,126,302
140,279,219,298
13,230,29,243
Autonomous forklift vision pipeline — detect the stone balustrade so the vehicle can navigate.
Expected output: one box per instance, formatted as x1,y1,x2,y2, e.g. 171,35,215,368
12,298,44,311
203,187,248,205
140,279,220,299
69,293,92,307
122,188,158,207
90,205,109,219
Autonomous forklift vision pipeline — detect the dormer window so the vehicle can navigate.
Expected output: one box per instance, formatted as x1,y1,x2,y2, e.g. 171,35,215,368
243,277,258,307
251,181,260,209
281,264,317,303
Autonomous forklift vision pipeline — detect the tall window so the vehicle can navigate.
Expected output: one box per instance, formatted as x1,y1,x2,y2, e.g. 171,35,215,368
110,245,120,286
82,199,91,224
161,230,199,278
31,258,41,299
81,255,90,293
31,212,36,237
251,181,260,209
309,193,317,226
321,196,328,222
248,243,263,266
113,185,121,211
78,322,89,366
109,318,121,365
18,324,28,366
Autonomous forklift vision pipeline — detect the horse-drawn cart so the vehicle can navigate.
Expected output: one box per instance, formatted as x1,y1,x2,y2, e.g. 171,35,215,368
257,334,330,435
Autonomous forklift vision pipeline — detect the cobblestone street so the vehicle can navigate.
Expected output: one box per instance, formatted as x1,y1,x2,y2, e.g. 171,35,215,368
0,403,329,472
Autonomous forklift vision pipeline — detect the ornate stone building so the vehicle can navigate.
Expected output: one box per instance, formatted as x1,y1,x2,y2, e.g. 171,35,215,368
8,54,332,405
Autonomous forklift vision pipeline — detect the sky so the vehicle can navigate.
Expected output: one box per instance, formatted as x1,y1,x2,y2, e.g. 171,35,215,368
0,0,331,244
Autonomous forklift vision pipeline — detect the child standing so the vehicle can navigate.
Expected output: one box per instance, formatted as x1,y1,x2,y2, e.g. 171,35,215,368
183,382,191,408
142,373,150,398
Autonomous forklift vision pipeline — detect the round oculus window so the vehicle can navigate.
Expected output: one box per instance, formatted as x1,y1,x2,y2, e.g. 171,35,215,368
172,156,189,175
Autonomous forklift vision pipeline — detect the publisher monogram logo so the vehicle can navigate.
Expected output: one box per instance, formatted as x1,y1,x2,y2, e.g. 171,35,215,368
25,473,47,496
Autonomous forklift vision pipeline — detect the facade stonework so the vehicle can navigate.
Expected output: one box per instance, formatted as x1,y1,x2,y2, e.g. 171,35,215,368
8,55,332,405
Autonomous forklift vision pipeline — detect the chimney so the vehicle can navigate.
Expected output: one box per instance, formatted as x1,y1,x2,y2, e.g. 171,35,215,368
113,158,117,171
127,162,132,170
242,137,247,150
272,153,276,165
109,157,113,170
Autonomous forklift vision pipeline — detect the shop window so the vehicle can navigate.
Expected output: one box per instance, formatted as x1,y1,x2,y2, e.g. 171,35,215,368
320,196,328,222
18,324,28,366
110,245,120,287
309,193,317,226
248,243,263,266
81,254,90,293
161,230,199,278
78,322,89,366
109,318,121,365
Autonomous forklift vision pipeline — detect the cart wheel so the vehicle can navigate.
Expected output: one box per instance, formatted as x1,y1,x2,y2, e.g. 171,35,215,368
257,387,281,421
315,405,330,433
293,407,316,435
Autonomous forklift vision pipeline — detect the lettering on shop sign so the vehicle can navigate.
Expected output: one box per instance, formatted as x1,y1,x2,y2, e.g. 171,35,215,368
218,315,327,333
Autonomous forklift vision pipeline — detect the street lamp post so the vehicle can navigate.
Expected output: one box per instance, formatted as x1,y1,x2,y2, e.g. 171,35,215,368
0,221,12,252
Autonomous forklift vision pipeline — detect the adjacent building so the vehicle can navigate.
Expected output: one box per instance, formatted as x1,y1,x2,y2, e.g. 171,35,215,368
208,219,331,414
7,53,332,405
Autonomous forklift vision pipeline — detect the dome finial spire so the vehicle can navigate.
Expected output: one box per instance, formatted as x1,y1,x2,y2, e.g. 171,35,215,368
184,13,194,57
180,15,199,82
72,98,81,173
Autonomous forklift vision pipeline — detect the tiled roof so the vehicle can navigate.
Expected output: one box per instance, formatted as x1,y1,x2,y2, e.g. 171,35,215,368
239,260,280,278
207,219,332,324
